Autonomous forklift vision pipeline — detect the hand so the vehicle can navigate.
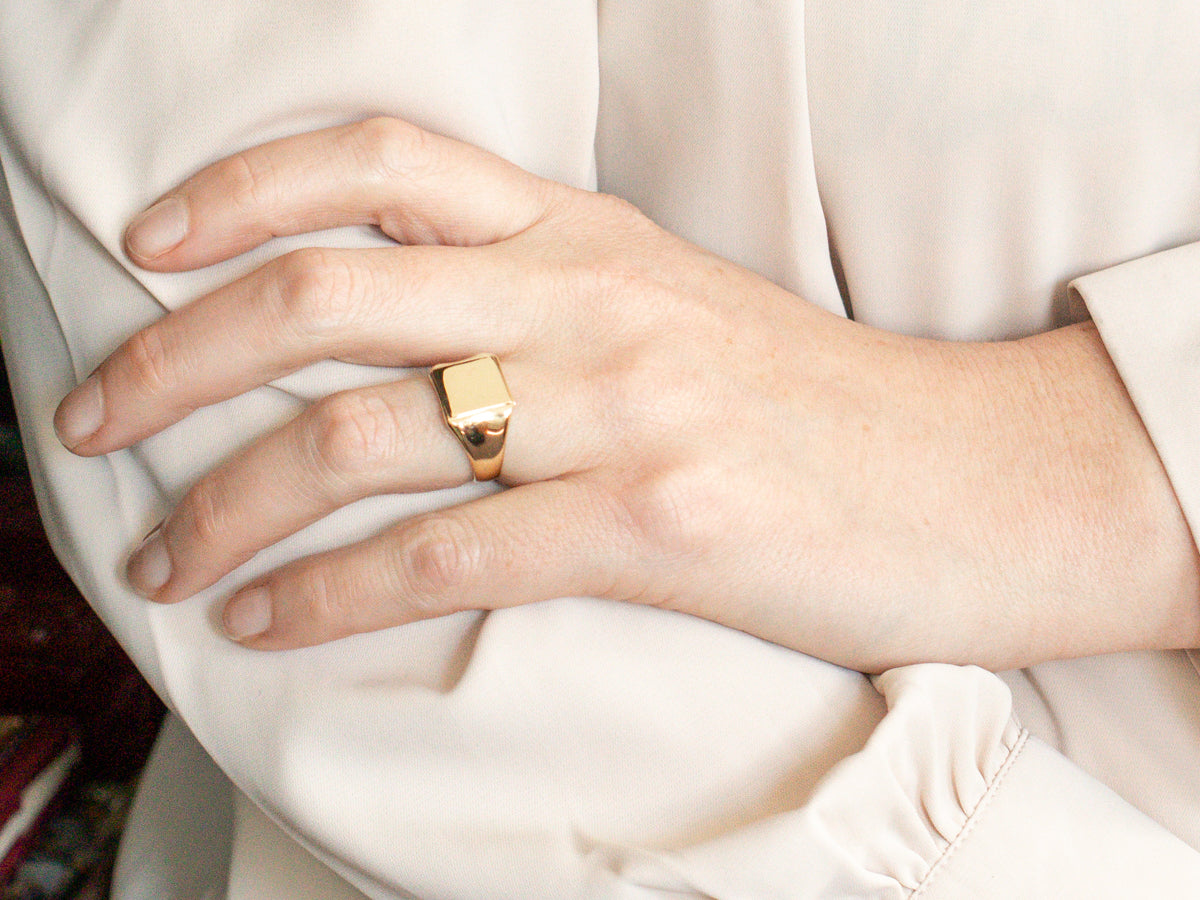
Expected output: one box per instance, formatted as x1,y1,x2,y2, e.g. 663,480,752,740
55,118,1200,670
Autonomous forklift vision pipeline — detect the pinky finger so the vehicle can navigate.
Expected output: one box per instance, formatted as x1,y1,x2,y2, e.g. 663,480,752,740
220,478,637,650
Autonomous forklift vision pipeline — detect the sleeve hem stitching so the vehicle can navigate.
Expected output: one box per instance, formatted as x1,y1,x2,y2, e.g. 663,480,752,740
909,725,1029,898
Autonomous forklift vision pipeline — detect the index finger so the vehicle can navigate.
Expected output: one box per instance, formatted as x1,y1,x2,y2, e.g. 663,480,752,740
124,117,554,271
53,242,527,456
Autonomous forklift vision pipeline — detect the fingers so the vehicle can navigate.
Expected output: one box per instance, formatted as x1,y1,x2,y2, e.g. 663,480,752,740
219,479,638,650
125,367,593,606
124,117,556,270
54,243,530,455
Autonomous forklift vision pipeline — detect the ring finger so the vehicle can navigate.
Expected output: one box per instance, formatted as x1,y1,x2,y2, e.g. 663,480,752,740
126,359,594,604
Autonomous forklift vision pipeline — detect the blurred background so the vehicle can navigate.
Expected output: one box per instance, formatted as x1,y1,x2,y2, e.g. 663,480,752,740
0,349,164,899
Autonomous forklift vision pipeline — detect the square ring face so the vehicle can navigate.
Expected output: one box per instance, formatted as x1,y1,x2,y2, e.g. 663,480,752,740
432,355,513,419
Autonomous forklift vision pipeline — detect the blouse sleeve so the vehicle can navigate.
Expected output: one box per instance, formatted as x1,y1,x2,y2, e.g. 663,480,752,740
1069,241,1200,553
5,5,1200,898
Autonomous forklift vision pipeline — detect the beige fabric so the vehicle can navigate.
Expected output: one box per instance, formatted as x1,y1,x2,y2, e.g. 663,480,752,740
1071,246,1200,546
109,715,233,900
2,1,1199,897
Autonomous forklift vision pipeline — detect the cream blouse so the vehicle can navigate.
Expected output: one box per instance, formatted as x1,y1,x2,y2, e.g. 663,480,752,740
1,2,1199,897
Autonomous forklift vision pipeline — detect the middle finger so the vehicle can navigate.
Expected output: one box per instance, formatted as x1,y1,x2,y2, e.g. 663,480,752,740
55,243,539,455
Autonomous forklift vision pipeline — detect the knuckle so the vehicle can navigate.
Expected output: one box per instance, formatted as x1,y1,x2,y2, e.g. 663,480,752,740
568,192,655,253
616,466,711,560
307,391,399,479
221,149,278,213
347,117,446,242
350,116,438,185
293,565,356,631
274,247,359,336
123,326,177,398
595,344,673,438
600,339,711,448
590,190,646,227
182,477,233,547
546,225,666,341
395,515,483,611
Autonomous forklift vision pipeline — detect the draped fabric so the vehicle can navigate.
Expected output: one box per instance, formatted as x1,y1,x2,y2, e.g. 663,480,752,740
2,2,1199,896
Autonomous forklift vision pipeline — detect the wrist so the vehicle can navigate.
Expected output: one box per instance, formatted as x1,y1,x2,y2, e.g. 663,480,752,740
799,317,1200,669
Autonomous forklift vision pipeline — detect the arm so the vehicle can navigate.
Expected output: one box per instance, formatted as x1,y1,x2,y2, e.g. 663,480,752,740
54,118,1200,672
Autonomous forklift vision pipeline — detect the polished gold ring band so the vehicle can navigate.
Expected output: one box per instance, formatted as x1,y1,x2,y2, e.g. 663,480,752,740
429,354,515,482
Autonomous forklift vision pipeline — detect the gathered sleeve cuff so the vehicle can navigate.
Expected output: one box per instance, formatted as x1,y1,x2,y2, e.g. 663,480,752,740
584,664,1200,898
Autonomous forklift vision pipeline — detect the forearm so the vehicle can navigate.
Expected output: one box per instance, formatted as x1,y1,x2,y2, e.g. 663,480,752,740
993,320,1200,659
825,317,1200,670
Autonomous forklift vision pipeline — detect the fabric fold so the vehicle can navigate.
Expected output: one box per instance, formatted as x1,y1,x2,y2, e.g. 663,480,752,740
4,2,1200,897
572,666,1022,898
1068,241,1200,549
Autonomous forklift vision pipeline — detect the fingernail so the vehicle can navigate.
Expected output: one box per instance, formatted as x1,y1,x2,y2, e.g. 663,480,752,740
223,588,272,641
127,524,172,598
126,196,188,261
55,376,105,449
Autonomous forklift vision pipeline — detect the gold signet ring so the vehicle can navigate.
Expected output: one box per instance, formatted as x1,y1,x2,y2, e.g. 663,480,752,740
429,354,515,482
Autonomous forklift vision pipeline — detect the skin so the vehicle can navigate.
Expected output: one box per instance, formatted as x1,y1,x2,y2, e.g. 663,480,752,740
54,118,1200,673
